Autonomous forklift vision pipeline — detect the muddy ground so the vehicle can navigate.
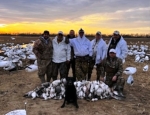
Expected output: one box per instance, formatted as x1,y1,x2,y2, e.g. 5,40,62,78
0,36,150,115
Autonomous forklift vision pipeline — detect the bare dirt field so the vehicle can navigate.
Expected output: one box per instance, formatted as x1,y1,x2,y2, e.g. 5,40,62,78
0,36,150,115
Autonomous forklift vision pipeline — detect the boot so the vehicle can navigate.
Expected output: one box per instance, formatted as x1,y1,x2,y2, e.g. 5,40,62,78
118,86,125,98
39,75,46,83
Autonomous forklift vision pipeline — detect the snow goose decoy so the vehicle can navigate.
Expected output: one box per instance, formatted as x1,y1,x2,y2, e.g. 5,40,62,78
143,65,149,72
123,67,137,85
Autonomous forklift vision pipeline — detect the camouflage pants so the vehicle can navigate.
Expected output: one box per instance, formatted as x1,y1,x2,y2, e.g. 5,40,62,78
75,58,88,81
105,75,125,89
52,61,67,80
88,60,101,80
37,59,52,83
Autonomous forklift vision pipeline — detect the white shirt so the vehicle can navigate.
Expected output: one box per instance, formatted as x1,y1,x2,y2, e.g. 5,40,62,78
52,36,71,63
91,38,107,64
69,35,92,57
107,36,128,62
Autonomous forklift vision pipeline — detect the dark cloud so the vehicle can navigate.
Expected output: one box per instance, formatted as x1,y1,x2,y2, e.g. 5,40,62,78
0,0,149,24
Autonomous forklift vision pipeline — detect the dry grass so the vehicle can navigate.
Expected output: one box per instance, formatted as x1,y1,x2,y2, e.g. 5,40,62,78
0,36,150,115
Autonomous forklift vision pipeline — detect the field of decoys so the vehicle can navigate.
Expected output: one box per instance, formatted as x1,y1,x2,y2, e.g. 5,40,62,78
0,36,150,115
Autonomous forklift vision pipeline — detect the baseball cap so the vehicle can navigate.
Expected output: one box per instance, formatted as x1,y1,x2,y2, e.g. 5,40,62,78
96,31,101,35
113,30,120,35
58,31,63,35
109,49,116,53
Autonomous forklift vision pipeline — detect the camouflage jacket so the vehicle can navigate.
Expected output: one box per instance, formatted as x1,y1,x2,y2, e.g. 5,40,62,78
33,36,53,60
100,57,123,78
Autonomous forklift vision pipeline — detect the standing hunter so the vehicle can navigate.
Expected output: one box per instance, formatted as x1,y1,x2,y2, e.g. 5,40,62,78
33,30,53,83
67,28,92,81
107,30,128,63
100,49,125,97
88,31,107,81
52,31,71,80
66,30,76,79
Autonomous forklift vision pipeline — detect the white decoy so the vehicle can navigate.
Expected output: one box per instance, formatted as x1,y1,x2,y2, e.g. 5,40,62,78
124,67,136,85
0,61,12,68
127,75,134,85
25,64,38,72
5,109,26,115
139,58,145,63
17,60,23,67
27,54,36,60
144,56,149,61
10,37,16,40
143,65,149,71
135,56,140,62
123,67,137,75
3,62,16,71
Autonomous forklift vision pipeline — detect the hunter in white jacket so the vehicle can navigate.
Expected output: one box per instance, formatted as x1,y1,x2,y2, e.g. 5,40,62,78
107,30,128,63
88,31,107,80
52,37,71,63
52,31,71,80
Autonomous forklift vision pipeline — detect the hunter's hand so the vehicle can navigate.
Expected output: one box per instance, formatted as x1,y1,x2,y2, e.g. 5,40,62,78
112,76,117,81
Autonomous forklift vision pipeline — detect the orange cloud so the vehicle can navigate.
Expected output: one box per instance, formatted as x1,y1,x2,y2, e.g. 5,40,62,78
0,13,149,34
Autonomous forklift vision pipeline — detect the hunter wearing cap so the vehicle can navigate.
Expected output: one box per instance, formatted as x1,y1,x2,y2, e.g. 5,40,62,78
87,31,107,81
68,28,92,81
100,48,125,97
107,30,128,63
33,30,53,83
51,31,71,80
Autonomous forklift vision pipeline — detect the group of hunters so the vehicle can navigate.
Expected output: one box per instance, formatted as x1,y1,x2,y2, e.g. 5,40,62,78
33,28,128,96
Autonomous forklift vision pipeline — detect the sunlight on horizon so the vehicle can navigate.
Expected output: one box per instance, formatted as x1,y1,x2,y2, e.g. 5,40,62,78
0,13,150,35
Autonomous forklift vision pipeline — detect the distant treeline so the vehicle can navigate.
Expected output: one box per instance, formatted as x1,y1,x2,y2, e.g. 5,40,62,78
0,33,150,38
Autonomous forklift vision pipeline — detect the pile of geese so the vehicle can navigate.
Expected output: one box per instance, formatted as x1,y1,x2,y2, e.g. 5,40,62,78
24,78,118,102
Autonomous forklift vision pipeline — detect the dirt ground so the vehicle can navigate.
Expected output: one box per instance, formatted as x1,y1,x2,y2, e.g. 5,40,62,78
0,36,150,115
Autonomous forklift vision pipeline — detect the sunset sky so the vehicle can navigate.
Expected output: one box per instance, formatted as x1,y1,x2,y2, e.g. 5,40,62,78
0,0,150,34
